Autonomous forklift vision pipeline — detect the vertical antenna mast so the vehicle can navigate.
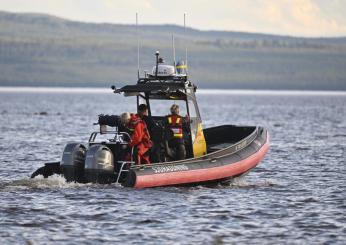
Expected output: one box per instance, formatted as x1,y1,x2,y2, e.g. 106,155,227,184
136,13,140,79
184,13,188,75
172,34,176,73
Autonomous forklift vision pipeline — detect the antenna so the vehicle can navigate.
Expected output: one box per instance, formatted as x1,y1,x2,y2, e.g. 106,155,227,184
155,51,159,78
184,13,188,75
172,34,176,73
136,13,140,79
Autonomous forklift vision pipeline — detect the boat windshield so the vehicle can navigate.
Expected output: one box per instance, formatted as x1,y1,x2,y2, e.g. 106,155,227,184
149,99,187,117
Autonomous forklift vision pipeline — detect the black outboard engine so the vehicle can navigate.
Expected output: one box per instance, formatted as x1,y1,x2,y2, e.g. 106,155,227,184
84,145,116,184
60,143,87,182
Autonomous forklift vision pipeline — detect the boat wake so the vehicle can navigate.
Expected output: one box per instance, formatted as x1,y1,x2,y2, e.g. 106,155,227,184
0,174,277,192
227,177,279,188
0,175,91,192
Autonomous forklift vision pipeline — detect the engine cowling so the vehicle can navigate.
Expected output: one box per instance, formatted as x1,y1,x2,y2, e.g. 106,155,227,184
84,144,116,184
60,143,87,182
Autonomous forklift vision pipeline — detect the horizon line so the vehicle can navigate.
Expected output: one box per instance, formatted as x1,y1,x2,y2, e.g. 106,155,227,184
1,86,345,96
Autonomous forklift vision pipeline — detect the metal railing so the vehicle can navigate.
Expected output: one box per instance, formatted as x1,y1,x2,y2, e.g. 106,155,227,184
88,129,131,144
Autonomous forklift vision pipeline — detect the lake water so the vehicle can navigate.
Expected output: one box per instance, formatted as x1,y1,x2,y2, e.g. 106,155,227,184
0,87,345,244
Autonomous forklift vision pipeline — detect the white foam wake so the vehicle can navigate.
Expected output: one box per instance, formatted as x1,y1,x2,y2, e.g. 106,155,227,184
0,175,91,192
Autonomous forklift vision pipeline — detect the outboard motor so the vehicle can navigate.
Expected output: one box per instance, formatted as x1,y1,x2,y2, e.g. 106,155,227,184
84,144,116,184
60,143,87,182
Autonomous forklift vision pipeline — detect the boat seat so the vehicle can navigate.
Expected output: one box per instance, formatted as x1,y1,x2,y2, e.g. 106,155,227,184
163,128,175,161
164,140,175,161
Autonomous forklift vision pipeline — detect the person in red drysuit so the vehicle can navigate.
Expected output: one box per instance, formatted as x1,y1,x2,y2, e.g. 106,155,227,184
121,112,152,164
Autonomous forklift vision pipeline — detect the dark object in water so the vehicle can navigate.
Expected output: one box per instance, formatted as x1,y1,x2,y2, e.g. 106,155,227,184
31,162,61,178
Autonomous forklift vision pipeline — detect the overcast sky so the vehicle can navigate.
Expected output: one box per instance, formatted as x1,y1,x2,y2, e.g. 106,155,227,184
1,0,345,37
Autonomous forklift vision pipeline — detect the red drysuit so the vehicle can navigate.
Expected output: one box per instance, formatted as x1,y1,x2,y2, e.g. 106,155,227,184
127,114,152,164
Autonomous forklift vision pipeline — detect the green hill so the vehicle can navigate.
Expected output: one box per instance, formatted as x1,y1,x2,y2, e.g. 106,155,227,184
1,11,346,90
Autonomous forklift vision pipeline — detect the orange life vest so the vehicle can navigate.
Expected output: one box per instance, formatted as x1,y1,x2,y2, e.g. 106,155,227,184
167,115,183,139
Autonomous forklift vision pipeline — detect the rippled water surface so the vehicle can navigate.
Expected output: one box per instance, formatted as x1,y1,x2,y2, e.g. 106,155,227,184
0,88,345,244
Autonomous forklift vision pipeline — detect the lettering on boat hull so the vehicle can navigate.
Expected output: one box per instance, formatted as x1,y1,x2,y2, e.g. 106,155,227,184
152,164,189,174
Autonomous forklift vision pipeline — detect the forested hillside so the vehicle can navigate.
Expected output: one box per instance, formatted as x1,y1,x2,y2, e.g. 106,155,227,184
1,11,346,90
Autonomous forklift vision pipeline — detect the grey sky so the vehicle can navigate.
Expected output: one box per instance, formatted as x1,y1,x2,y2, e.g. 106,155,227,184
0,0,345,37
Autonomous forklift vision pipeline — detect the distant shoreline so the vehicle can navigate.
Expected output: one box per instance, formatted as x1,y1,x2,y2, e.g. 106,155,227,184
2,11,346,92
2,84,346,92
1,86,345,96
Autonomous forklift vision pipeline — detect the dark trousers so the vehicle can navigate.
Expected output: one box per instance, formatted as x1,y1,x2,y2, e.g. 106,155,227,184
150,142,161,163
169,139,186,161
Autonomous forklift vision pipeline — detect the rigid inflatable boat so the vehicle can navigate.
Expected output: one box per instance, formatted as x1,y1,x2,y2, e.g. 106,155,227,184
31,51,269,188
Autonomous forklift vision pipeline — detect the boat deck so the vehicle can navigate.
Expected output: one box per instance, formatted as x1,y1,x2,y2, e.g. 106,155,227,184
207,142,235,153
204,125,256,154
